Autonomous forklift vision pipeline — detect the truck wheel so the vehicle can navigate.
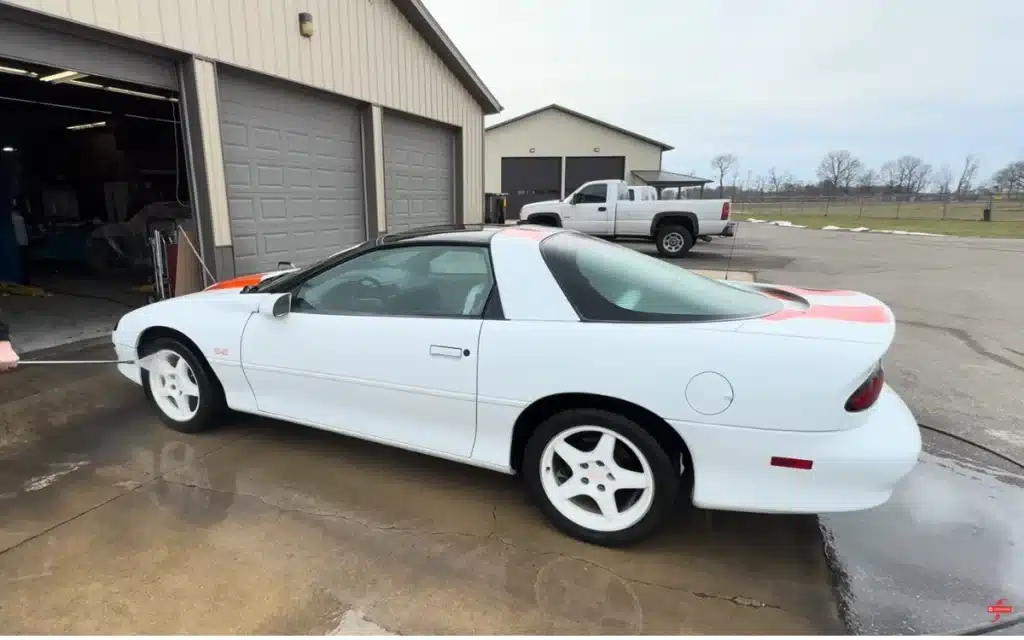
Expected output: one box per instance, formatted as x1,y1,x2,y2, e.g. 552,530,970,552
655,225,694,258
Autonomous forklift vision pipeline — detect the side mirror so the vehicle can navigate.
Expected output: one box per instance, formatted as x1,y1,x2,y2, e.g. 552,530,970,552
258,292,292,318
277,261,295,270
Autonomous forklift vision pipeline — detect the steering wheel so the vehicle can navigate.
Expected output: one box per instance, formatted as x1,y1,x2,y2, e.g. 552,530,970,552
358,276,383,289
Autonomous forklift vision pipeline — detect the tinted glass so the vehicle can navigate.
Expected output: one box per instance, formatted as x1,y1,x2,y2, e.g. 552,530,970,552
540,233,781,322
291,245,494,318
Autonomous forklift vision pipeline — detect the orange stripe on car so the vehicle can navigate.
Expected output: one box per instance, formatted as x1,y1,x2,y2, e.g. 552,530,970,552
204,274,265,291
764,305,890,324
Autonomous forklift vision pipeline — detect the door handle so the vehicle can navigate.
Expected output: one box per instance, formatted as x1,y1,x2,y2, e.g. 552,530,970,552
429,344,464,358
598,206,607,211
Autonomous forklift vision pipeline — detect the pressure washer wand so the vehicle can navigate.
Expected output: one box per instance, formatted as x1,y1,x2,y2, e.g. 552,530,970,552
18,353,162,369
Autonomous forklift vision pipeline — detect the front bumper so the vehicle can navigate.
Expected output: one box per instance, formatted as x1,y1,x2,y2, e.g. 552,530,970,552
673,385,921,514
113,341,143,386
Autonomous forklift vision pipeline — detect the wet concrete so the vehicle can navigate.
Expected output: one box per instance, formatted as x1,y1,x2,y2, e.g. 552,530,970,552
0,381,842,635
822,428,1024,635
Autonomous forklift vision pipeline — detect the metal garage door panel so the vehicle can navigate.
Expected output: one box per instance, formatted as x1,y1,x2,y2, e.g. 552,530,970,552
218,70,366,275
382,113,454,233
0,18,176,89
501,157,562,220
564,156,626,196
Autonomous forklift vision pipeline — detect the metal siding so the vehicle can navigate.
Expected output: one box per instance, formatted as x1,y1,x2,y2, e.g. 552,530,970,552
0,0,485,223
217,69,366,275
485,109,663,194
381,112,454,232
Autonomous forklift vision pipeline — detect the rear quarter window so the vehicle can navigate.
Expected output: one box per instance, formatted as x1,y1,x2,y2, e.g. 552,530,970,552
539,232,781,322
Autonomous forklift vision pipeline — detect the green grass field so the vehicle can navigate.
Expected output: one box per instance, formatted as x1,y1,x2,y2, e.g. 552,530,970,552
738,213,1024,238
736,200,1024,222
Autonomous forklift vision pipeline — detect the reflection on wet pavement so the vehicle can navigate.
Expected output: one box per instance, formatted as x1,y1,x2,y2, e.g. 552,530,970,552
822,428,1024,635
0,404,840,635
5,391,1022,635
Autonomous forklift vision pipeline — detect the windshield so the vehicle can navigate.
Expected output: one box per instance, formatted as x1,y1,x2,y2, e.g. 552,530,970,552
539,232,781,322
251,241,371,293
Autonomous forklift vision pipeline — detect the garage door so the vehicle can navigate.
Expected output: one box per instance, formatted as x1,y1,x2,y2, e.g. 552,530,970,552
218,70,366,275
501,157,562,220
0,15,176,89
564,156,626,196
382,113,454,233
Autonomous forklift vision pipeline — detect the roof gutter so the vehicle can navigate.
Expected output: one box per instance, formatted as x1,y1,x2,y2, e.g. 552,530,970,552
392,0,503,115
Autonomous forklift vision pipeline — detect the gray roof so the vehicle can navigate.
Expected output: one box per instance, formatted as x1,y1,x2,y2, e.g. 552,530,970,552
393,0,502,115
632,170,713,186
485,104,674,151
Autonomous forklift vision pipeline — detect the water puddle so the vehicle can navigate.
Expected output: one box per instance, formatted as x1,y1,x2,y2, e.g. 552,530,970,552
821,428,1024,634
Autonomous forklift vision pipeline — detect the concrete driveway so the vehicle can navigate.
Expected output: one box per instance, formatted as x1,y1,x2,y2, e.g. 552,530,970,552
0,347,841,635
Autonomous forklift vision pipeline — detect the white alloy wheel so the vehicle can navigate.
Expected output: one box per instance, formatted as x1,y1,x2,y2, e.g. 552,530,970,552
539,425,656,533
147,349,201,422
661,231,685,254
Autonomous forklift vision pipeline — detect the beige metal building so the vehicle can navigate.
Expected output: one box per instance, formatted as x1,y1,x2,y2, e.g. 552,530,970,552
484,104,673,217
0,0,501,279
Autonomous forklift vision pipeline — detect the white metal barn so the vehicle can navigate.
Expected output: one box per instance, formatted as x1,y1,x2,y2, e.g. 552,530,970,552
0,0,501,280
484,104,686,218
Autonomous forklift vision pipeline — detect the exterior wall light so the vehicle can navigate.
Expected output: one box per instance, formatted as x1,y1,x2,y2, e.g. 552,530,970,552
299,13,314,38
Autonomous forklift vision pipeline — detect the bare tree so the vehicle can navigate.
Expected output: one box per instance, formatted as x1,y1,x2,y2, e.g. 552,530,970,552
880,161,900,192
991,160,1024,195
886,155,932,194
710,154,738,197
752,174,768,196
934,165,954,195
816,150,863,194
766,167,784,194
954,154,980,197
858,169,878,191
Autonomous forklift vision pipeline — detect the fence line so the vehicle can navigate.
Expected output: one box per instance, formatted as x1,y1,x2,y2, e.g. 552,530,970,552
732,194,1024,222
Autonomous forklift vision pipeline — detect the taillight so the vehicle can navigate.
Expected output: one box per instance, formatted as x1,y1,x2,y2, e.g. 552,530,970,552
721,202,731,220
845,363,884,412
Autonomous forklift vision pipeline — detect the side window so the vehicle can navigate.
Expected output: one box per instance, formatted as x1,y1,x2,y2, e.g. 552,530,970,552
576,183,608,204
290,245,494,318
628,189,636,201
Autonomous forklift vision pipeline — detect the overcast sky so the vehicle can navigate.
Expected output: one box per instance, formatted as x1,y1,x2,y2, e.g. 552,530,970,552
424,0,1022,184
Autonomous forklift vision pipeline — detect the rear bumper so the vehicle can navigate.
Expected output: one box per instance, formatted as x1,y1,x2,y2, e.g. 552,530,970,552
722,222,737,237
673,385,921,514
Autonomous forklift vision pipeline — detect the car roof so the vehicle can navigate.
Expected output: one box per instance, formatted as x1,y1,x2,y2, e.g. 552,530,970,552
376,224,557,247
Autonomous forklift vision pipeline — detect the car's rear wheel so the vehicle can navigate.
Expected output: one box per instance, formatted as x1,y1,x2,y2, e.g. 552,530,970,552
655,225,694,258
141,338,224,434
523,409,680,547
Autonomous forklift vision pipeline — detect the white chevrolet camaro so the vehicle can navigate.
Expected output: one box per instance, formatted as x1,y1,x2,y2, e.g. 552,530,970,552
113,224,922,546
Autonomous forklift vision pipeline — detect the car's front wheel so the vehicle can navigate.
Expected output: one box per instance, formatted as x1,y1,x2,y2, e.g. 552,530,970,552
523,409,680,547
141,338,225,434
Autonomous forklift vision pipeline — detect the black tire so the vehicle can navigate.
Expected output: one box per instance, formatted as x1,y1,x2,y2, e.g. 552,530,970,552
140,337,225,434
654,224,694,258
522,409,681,547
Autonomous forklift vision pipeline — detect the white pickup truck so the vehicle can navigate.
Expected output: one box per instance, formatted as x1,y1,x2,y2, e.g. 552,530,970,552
517,179,736,257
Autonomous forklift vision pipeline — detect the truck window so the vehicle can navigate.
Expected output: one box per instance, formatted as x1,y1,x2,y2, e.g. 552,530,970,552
628,189,636,201
576,183,607,204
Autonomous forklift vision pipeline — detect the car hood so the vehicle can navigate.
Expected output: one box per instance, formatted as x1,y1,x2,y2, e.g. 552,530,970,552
733,283,896,346
521,199,562,209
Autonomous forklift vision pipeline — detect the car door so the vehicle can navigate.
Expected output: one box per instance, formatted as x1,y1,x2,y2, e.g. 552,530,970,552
564,183,612,235
238,244,495,458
